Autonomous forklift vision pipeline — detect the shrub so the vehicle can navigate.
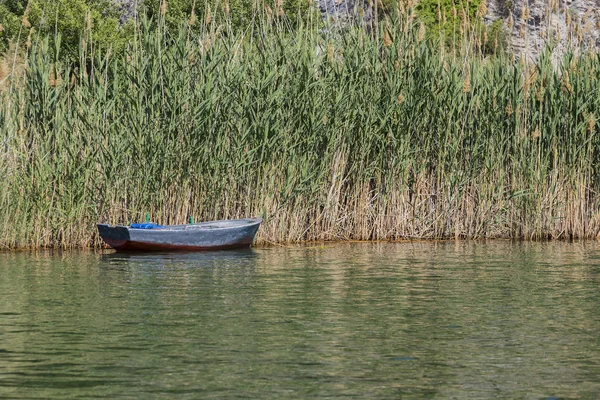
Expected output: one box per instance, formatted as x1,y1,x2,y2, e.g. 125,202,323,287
0,0,132,61
29,0,131,61
481,18,509,55
142,0,312,33
1,0,314,60
415,0,481,41
0,1,26,53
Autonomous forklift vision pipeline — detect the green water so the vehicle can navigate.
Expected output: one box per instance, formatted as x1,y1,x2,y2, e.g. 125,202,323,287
1,242,600,399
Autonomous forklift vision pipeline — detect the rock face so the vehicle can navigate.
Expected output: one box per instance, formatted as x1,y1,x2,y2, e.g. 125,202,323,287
317,0,371,24
113,0,137,25
486,0,600,61
321,0,600,61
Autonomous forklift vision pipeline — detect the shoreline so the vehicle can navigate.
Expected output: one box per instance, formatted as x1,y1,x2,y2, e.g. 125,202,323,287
1,236,599,252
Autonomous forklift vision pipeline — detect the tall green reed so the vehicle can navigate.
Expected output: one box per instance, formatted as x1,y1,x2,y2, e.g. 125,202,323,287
1,7,600,249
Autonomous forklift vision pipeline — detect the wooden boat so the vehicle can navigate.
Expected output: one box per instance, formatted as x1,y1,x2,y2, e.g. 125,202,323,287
97,217,262,252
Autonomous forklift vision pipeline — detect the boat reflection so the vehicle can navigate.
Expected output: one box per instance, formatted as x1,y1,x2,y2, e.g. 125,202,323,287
98,248,259,271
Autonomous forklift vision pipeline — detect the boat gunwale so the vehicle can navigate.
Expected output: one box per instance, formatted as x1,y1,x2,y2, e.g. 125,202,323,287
97,217,262,232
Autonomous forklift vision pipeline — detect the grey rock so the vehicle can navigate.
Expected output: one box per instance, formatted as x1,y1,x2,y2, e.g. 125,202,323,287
485,0,600,62
317,0,372,24
113,0,138,25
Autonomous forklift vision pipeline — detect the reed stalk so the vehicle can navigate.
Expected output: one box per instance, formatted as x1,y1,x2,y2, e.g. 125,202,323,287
1,7,600,249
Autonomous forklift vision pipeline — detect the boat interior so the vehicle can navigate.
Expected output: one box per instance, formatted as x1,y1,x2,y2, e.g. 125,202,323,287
154,218,259,230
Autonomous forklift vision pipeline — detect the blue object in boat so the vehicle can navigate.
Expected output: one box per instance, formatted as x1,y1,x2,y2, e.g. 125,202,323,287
130,223,165,229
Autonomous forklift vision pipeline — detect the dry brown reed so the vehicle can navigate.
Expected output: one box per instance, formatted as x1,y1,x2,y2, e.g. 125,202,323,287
2,8,600,249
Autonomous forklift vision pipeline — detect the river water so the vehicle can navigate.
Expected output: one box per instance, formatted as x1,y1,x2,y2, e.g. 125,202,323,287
1,242,600,399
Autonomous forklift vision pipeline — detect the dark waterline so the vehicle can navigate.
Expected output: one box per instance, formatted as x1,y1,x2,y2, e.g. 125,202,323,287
1,242,600,399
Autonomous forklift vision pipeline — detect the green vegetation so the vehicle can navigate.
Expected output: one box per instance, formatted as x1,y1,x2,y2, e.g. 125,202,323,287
143,0,311,32
1,4,600,248
416,0,482,35
0,0,25,53
0,0,312,61
415,0,508,53
0,0,129,59
1,1,507,60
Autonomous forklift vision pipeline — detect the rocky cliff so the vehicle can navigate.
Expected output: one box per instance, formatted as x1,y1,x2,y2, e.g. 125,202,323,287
317,0,600,61
113,0,138,25
485,0,600,61
317,0,370,23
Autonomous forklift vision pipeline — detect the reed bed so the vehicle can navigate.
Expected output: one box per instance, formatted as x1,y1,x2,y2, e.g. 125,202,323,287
1,10,600,249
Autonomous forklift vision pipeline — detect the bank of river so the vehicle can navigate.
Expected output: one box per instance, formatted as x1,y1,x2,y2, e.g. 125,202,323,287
1,242,600,398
